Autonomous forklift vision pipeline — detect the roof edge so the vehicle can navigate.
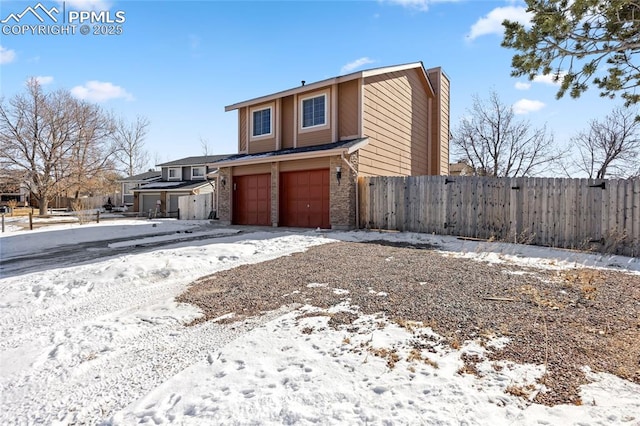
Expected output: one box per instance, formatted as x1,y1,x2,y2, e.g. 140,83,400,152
225,62,427,112
213,138,369,168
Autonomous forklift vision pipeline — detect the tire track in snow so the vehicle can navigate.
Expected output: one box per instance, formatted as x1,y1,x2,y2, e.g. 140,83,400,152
0,236,324,351
0,234,331,424
1,307,293,425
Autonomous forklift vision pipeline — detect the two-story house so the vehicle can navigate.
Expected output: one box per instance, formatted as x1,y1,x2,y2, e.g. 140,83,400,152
119,169,162,207
133,155,230,216
212,61,450,229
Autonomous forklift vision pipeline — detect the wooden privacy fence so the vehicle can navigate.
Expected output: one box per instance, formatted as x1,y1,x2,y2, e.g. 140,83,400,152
359,175,640,256
178,193,214,220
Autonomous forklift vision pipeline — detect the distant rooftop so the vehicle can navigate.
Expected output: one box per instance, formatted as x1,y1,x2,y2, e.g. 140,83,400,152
136,180,212,191
157,155,234,167
120,170,161,182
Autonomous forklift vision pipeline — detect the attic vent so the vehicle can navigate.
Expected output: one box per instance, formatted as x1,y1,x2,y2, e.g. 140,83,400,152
301,80,305,86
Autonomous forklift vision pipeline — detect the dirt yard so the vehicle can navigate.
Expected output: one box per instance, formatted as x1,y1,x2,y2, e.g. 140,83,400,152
178,240,640,406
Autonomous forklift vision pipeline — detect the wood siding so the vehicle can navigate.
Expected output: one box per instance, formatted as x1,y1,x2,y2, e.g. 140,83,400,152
338,79,360,139
232,163,271,176
360,69,430,177
297,128,332,147
428,68,450,175
281,95,294,149
229,65,448,176
249,138,277,154
359,176,640,257
239,108,247,153
280,157,329,172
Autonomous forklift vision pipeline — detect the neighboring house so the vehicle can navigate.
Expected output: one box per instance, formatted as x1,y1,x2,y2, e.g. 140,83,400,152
119,170,162,207
0,170,29,206
212,61,450,229
133,155,230,216
449,161,474,176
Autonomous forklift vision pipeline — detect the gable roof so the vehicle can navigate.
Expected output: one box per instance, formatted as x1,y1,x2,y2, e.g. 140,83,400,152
120,170,161,182
134,180,212,192
212,137,369,168
157,154,234,167
225,62,436,112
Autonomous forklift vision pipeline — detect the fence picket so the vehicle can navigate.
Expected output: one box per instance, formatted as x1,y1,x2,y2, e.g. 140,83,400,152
358,175,639,256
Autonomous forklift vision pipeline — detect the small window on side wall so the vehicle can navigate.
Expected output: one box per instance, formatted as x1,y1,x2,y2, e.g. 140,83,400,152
252,108,271,137
302,95,326,128
168,168,181,180
192,166,205,179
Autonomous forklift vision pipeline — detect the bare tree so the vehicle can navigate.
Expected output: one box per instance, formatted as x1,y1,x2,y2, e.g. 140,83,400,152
200,136,212,156
452,91,560,177
113,115,150,177
572,106,640,179
152,151,162,168
0,79,116,214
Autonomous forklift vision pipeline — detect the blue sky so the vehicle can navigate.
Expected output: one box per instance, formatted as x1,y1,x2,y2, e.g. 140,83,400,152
0,0,619,170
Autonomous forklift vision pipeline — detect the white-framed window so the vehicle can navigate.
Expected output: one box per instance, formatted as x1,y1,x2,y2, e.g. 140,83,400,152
168,167,181,180
301,94,326,129
252,107,272,137
191,166,205,179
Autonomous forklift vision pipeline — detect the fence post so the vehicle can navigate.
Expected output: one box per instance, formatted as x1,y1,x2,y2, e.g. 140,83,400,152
96,210,100,224
29,212,33,230
1,213,4,232
177,208,180,220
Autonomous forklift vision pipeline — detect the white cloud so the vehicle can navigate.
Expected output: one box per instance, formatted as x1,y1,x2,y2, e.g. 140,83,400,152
533,72,566,86
512,98,545,115
383,0,430,11
340,57,375,74
515,81,531,90
57,0,112,10
0,46,16,64
468,6,532,40
71,81,134,102
34,76,54,85
382,0,460,12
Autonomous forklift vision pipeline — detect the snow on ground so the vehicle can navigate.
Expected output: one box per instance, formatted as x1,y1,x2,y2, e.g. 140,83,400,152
1,218,220,260
1,219,639,425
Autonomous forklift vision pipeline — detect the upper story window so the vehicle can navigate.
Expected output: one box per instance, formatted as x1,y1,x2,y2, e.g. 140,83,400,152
252,107,272,137
191,166,205,179
168,167,181,180
302,94,326,128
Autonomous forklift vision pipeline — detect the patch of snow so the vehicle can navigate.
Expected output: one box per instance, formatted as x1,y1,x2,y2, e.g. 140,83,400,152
1,225,639,425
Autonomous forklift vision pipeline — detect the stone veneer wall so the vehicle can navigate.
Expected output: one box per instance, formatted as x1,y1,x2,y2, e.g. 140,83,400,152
271,162,279,227
217,167,232,225
330,152,358,229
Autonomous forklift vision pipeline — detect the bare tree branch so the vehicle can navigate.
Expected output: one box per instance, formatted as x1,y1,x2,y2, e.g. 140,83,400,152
451,91,562,177
0,79,117,214
571,105,640,178
112,115,150,177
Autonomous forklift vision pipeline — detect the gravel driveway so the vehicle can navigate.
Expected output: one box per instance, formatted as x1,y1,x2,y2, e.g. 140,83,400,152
178,240,640,406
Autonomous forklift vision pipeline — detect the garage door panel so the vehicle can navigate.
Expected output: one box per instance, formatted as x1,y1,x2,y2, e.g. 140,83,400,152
141,194,160,213
233,174,271,226
280,169,329,229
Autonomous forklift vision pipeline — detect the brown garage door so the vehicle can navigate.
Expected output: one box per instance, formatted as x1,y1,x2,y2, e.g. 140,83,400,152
232,174,271,226
280,169,330,229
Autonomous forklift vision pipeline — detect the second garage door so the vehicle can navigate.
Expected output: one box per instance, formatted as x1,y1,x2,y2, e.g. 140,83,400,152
232,174,271,226
280,169,330,229
140,193,160,215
